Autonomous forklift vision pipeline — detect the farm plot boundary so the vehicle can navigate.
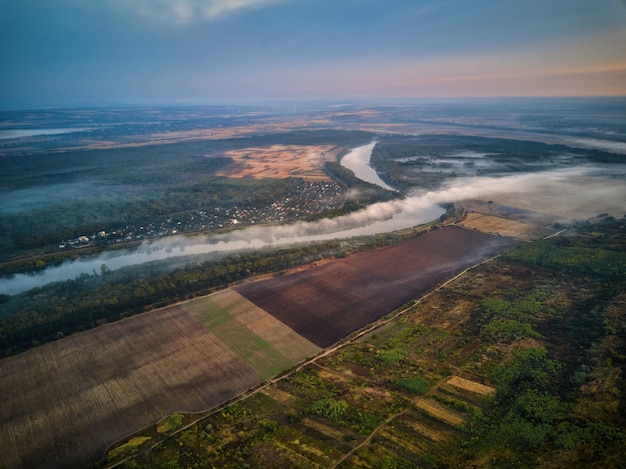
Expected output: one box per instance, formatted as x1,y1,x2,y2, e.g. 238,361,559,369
182,289,320,379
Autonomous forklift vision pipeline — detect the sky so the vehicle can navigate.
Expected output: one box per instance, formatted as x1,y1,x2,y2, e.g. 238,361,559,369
1,0,626,107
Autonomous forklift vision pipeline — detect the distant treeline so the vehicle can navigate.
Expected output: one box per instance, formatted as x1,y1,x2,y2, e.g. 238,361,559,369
0,130,373,261
370,134,626,191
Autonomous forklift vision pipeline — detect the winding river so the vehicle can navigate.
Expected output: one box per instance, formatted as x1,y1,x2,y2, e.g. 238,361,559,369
0,142,443,295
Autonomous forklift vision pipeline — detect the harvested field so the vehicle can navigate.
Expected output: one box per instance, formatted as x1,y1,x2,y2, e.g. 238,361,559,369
216,144,336,180
459,212,537,238
413,398,467,427
459,199,562,239
0,307,261,469
182,290,320,379
446,376,496,397
235,226,517,347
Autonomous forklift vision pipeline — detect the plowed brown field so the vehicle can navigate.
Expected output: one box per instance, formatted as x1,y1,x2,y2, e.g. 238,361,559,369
0,307,260,469
235,226,516,347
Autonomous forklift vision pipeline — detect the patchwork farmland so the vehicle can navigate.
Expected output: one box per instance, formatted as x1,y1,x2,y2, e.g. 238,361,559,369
0,307,262,469
0,226,516,468
0,291,321,469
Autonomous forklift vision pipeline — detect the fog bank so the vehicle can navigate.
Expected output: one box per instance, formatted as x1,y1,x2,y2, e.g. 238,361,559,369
1,155,624,296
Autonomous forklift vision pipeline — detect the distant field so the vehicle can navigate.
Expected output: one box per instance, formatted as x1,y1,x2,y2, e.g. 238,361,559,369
217,144,336,180
0,307,261,469
459,212,538,238
235,226,517,347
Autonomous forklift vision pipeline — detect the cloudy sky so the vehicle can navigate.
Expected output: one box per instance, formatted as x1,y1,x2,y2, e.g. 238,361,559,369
2,0,625,107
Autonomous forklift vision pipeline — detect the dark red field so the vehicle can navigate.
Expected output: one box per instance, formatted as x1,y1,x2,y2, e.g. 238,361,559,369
235,226,517,347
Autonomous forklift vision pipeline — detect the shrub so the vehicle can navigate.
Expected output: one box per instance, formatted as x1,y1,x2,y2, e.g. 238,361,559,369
310,396,348,421
397,376,430,395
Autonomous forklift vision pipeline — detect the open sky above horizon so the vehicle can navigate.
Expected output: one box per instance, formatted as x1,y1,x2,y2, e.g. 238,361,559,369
2,0,626,108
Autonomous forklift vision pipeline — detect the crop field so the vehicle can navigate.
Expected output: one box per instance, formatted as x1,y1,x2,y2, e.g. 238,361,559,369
459,212,538,238
235,226,517,347
217,144,337,180
0,306,261,469
445,376,496,397
182,289,320,378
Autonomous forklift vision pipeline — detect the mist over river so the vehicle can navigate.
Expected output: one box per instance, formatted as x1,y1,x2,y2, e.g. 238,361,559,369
0,143,442,295
3,132,625,297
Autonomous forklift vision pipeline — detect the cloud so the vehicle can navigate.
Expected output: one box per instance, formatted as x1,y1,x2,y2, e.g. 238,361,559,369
105,0,285,25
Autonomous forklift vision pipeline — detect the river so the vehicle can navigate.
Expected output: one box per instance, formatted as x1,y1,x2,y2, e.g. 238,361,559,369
0,142,442,295
339,141,397,191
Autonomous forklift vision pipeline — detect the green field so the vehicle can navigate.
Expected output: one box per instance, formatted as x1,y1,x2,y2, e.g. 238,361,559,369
183,290,320,379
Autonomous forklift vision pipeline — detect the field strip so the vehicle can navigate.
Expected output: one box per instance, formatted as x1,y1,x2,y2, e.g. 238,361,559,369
403,418,453,443
413,398,466,427
459,212,537,237
446,376,496,397
182,292,319,379
301,417,347,441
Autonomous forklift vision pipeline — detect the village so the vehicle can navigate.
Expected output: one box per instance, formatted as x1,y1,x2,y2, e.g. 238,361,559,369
58,180,345,250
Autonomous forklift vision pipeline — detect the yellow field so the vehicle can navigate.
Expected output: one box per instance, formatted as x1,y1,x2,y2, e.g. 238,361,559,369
217,144,337,180
446,376,496,397
459,212,537,238
413,398,467,427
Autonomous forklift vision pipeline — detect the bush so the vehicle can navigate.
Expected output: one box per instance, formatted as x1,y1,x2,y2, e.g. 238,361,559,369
309,396,348,421
397,376,430,395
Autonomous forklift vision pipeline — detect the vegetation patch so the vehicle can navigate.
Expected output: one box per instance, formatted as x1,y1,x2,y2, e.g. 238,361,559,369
397,376,430,395
157,414,185,434
106,436,151,460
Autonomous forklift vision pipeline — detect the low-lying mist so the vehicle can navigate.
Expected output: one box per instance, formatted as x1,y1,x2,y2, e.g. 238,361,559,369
1,164,624,296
